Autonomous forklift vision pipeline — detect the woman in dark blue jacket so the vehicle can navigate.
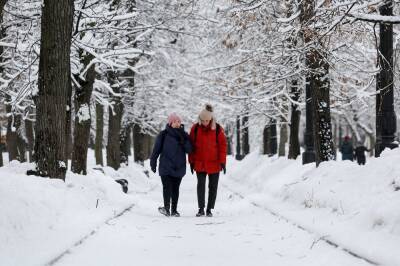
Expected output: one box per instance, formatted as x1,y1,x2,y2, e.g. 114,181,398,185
150,113,192,217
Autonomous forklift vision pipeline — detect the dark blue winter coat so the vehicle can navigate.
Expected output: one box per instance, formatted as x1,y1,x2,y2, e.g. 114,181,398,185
150,125,192,178
340,141,353,161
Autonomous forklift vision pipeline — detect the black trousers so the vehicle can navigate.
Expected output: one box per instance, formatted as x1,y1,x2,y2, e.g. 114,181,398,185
196,172,220,210
161,175,182,212
357,156,366,165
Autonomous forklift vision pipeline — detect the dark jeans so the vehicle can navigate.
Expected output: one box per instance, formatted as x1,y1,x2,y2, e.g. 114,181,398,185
357,156,366,165
161,175,182,212
196,172,219,210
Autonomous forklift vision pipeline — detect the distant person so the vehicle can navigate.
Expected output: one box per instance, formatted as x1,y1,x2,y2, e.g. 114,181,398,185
354,143,370,165
189,104,227,217
340,136,353,161
150,113,192,217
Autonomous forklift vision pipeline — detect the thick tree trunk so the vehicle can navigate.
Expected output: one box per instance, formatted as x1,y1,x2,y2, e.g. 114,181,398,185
120,123,131,166
34,0,74,179
300,0,316,165
106,72,123,170
95,103,104,166
25,119,34,162
71,54,96,175
242,115,250,156
375,0,398,156
133,123,145,165
310,50,335,166
288,81,301,159
278,121,288,157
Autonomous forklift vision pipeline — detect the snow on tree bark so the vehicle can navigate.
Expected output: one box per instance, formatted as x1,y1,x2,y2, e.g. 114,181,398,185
34,0,74,179
71,53,96,175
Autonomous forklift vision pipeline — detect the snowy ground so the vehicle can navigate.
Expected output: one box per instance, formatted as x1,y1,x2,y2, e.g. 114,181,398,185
1,149,400,266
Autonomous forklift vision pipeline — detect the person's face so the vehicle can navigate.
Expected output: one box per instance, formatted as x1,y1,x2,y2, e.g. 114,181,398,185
171,120,181,128
201,118,210,127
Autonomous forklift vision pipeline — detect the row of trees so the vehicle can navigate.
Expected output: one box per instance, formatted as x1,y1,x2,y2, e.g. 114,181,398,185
0,0,399,178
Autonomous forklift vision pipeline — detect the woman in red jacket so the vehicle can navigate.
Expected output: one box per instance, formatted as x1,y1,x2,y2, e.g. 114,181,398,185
189,104,227,217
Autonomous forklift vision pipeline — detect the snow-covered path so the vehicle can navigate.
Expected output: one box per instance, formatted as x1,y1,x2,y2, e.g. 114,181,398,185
53,174,370,266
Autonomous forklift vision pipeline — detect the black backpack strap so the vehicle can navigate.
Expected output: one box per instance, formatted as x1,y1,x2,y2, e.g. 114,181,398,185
194,124,199,145
216,123,220,144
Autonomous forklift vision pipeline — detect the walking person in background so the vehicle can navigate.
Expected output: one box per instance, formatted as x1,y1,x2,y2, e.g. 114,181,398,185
340,136,353,161
189,104,227,217
354,142,370,165
150,113,192,217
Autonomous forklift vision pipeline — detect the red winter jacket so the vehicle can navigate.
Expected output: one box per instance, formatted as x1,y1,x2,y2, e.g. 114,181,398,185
188,123,227,174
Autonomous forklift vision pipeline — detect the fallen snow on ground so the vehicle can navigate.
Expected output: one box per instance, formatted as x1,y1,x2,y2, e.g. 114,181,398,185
0,149,399,266
227,149,400,265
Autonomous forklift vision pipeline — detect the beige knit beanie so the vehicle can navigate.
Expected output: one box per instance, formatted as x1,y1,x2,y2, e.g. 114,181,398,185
199,104,213,121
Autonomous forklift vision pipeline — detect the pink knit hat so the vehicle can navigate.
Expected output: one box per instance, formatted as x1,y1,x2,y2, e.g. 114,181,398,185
168,112,182,125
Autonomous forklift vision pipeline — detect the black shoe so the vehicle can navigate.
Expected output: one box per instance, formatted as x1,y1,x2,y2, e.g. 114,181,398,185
196,208,205,217
158,206,170,217
206,209,213,217
171,210,180,217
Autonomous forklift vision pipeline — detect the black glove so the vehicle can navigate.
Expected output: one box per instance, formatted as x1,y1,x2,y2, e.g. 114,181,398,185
221,163,226,174
190,163,194,174
151,164,156,173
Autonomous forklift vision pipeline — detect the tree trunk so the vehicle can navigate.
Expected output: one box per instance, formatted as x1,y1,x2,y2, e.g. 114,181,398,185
278,121,288,157
120,123,131,166
133,123,145,165
369,133,375,157
95,103,104,166
0,1,8,166
34,0,74,179
235,116,242,160
242,114,250,156
288,80,301,159
106,72,123,170
25,119,34,162
0,125,3,167
375,0,398,156
6,102,18,162
300,0,316,165
263,120,277,156
270,120,278,156
225,124,232,155
263,125,270,155
65,84,72,168
71,54,96,175
15,116,26,162
310,49,335,166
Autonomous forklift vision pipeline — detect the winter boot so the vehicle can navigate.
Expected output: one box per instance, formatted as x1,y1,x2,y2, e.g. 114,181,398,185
171,210,180,217
158,206,170,217
196,208,205,217
206,209,213,217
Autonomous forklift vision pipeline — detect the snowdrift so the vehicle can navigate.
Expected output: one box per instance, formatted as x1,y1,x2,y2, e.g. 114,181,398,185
0,160,155,266
227,149,400,265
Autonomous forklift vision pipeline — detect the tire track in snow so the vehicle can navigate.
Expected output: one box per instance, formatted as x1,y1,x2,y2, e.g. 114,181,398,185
222,184,380,266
